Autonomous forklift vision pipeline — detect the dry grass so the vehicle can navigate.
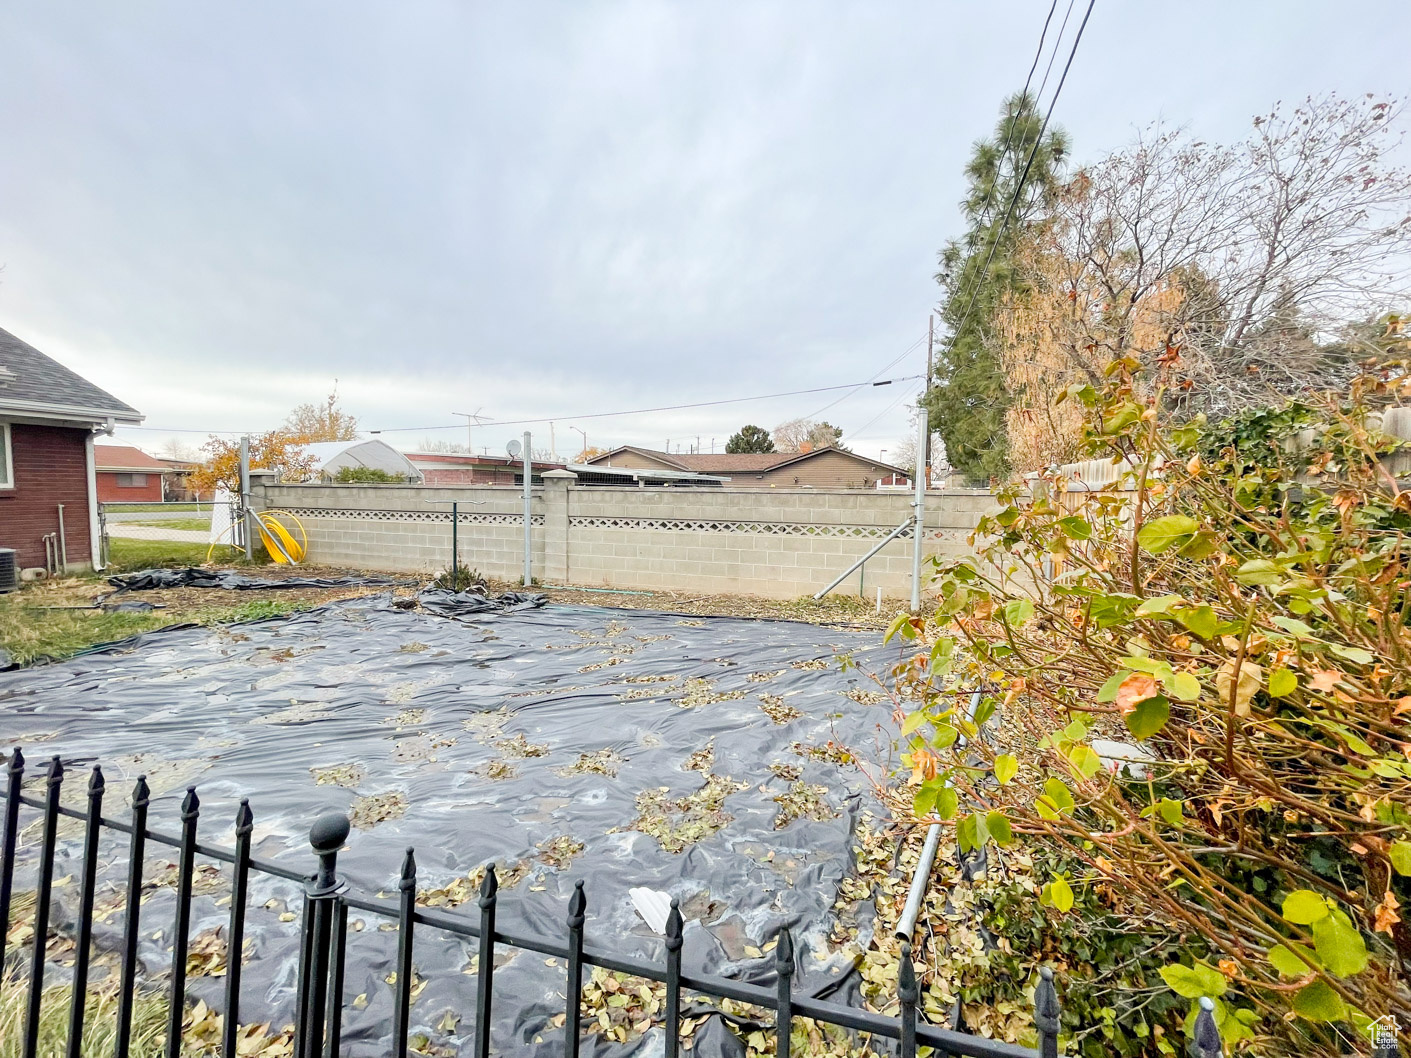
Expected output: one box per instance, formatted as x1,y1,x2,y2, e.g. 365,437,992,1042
0,977,169,1058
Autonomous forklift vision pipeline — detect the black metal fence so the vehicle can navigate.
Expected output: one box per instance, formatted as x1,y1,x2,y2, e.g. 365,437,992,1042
0,747,1071,1058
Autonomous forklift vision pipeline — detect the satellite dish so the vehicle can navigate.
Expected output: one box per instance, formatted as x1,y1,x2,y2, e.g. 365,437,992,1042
506,439,522,459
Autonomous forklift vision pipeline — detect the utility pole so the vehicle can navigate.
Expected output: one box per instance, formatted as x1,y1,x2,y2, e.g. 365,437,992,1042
923,313,934,488
910,402,927,612
238,435,253,561
549,422,557,461
569,426,587,462
522,431,532,586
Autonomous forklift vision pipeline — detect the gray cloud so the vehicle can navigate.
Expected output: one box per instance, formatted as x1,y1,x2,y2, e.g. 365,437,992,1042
2,1,1406,459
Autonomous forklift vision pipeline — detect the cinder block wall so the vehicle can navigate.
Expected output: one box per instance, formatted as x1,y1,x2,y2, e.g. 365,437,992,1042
254,480,992,599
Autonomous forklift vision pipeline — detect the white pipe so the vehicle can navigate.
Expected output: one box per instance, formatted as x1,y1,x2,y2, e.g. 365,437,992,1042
85,432,104,570
895,689,984,941
56,504,68,572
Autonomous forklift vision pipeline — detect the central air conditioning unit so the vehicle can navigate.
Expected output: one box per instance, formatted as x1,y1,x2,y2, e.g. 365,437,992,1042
0,548,18,593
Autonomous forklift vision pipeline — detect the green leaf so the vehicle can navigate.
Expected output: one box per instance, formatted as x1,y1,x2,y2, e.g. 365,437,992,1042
1271,616,1314,637
883,613,910,645
1164,671,1201,702
1172,604,1218,640
1390,840,1411,876
1125,694,1171,740
957,812,989,853
1281,890,1330,925
931,724,959,749
1096,670,1130,703
1036,777,1075,819
1291,980,1345,1022
901,710,929,736
1268,942,1317,979
1067,743,1102,779
1002,599,1035,626
913,779,943,816
1135,594,1183,617
986,811,1013,845
1045,874,1074,913
1157,798,1183,827
1159,962,1226,999
1311,911,1368,977
934,787,959,821
1136,516,1199,554
1268,667,1298,698
1329,644,1374,665
1057,516,1092,540
1177,531,1220,561
1235,559,1283,586
993,754,1018,785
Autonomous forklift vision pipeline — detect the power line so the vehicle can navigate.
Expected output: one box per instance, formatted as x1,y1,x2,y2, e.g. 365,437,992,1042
941,0,1096,355
368,375,926,435
797,333,927,422
956,0,1061,252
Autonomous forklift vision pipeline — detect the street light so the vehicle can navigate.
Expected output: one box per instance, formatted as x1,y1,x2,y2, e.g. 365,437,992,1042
569,425,588,463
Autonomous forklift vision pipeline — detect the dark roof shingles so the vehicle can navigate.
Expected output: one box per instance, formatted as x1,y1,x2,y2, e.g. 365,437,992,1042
0,326,142,421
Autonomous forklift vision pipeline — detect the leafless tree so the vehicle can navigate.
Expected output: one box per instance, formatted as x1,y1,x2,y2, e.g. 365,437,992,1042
1017,94,1411,421
772,418,844,452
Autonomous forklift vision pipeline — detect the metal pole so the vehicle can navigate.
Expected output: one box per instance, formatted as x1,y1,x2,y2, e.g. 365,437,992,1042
56,504,68,573
812,517,914,600
910,401,927,612
451,501,458,587
923,314,934,477
522,431,532,586
239,435,253,561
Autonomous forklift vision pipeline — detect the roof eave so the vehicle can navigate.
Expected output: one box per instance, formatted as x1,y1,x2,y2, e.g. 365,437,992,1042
0,396,144,426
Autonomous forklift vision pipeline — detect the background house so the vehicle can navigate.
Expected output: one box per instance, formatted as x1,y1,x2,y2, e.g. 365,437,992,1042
585,445,911,488
0,326,143,572
406,451,565,485
94,443,168,502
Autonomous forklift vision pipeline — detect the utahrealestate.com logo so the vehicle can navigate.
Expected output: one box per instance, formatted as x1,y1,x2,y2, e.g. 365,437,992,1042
1367,1014,1399,1051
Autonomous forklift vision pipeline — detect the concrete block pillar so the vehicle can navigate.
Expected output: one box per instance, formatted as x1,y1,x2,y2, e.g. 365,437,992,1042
541,469,576,585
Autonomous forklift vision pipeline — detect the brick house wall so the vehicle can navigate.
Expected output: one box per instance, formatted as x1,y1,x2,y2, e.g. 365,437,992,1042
96,470,163,503
0,423,93,570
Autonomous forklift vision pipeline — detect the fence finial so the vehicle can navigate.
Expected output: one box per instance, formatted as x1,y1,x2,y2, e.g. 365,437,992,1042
46,754,64,785
1192,996,1222,1058
479,861,498,906
309,812,350,897
87,765,105,797
235,797,254,835
665,897,683,952
180,785,200,818
7,746,23,774
131,774,151,809
399,847,417,891
1035,966,1060,1058
568,879,586,928
776,926,794,979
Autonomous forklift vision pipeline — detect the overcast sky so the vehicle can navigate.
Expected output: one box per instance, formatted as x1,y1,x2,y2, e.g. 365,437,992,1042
2,1,1407,462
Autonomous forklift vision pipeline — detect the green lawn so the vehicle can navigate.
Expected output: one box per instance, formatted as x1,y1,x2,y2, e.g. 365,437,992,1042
100,502,205,513
124,517,213,530
104,537,237,571
0,592,306,667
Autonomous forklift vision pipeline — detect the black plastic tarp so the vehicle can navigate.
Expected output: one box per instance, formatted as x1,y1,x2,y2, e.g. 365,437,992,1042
0,596,906,1056
106,568,417,592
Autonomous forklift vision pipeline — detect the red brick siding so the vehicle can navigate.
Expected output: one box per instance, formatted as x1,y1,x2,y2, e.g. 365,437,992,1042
420,467,519,485
96,470,163,503
0,423,93,570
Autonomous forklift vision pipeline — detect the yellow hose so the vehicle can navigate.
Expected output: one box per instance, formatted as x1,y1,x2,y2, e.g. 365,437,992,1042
203,510,309,564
